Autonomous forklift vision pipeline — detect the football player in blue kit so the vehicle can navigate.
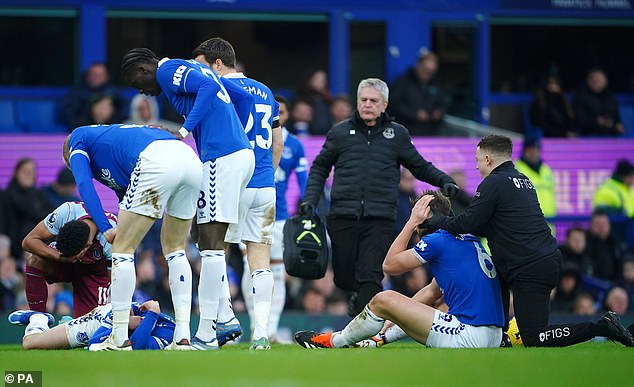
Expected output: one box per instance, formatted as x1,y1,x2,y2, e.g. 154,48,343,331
295,191,505,349
9,300,174,351
192,37,283,350
121,48,256,350
240,95,308,342
63,123,202,350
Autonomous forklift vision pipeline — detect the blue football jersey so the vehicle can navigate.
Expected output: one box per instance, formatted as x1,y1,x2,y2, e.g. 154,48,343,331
275,128,308,220
87,304,174,350
412,230,504,327
155,58,251,161
68,124,177,233
224,72,279,188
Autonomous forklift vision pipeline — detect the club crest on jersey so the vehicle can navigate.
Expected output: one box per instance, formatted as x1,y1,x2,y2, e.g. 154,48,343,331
282,147,292,159
383,127,395,139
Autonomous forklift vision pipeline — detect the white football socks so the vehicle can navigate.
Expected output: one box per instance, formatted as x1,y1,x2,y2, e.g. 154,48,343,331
332,305,384,348
383,324,408,344
269,262,286,338
24,313,50,337
241,257,254,332
165,250,192,342
251,268,273,340
217,266,237,324
111,253,136,345
195,250,225,342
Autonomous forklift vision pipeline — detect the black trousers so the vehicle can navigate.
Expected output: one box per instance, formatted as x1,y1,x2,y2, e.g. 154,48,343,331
327,217,394,315
502,251,601,347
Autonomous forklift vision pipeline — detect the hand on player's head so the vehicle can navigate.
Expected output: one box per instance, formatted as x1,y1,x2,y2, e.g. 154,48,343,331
410,195,434,225
139,300,160,314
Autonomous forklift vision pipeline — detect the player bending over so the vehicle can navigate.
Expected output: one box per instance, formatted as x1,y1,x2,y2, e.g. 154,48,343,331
63,124,202,350
22,201,115,318
122,48,254,351
193,37,284,350
8,300,174,350
295,191,505,349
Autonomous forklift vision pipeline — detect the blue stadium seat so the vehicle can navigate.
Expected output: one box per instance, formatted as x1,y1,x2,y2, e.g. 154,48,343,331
0,99,20,132
15,100,67,133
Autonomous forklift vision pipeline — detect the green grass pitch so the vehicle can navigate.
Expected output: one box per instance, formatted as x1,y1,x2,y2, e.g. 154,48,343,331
1,342,633,386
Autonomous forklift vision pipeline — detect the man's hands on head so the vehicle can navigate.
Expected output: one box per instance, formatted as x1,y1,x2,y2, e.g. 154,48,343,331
139,300,160,314
407,195,434,229
58,243,91,264
411,194,444,233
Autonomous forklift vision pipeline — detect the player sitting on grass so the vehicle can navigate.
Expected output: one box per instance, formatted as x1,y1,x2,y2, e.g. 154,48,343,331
295,190,505,349
8,300,174,351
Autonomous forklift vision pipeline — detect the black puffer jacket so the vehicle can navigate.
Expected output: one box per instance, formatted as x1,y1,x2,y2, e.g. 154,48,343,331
304,111,454,221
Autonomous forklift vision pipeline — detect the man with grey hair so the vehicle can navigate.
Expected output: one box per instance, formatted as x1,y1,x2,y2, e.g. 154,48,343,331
300,77,458,316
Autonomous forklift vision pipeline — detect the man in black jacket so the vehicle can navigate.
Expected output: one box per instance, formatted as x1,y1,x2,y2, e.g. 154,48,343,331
301,78,458,316
421,135,634,347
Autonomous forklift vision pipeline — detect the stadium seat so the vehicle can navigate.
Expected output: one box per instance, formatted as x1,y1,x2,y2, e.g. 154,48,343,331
15,100,67,133
0,99,20,132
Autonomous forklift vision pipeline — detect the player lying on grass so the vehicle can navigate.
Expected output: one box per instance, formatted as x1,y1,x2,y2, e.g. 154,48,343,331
22,201,115,318
8,300,174,350
295,190,505,349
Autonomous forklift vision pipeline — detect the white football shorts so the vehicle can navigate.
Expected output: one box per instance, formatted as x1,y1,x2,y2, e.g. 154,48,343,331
120,140,202,220
197,148,255,225
65,304,112,348
426,310,502,348
225,187,276,244
269,219,286,259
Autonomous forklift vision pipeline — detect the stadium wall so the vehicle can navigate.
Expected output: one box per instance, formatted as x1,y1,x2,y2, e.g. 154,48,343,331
2,134,630,240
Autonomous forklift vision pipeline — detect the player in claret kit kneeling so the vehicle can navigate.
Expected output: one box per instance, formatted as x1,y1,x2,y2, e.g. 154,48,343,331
22,201,115,318
295,191,505,349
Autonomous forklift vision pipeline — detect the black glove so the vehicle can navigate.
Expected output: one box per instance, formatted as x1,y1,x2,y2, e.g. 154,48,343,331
298,202,316,217
442,182,460,198
421,210,444,233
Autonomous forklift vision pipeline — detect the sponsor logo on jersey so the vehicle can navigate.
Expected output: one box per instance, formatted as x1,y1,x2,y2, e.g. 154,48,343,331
383,127,395,139
100,169,121,190
416,240,428,251
282,147,293,159
172,65,187,87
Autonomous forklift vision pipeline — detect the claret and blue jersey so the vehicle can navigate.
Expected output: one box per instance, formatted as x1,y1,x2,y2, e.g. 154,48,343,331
67,124,177,233
412,230,505,327
155,58,251,162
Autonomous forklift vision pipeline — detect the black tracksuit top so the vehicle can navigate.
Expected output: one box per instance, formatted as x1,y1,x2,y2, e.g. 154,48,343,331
437,161,559,280
304,111,454,221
